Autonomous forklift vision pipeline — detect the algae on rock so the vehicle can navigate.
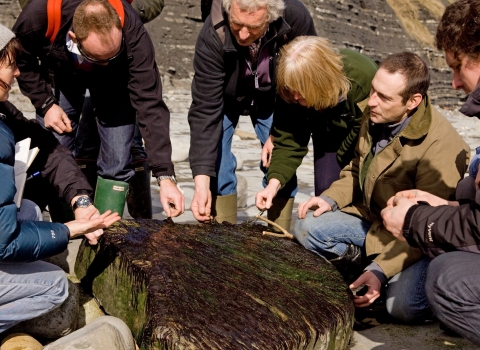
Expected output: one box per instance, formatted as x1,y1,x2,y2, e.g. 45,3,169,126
76,219,354,349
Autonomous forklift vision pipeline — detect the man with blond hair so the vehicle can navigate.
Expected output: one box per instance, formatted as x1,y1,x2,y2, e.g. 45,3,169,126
188,0,315,224
13,0,184,218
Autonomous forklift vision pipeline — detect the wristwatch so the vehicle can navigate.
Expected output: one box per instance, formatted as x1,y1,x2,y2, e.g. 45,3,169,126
72,196,93,211
157,175,177,186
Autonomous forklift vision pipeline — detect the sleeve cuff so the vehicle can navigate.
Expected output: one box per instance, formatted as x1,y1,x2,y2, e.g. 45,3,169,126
319,195,338,211
364,262,387,286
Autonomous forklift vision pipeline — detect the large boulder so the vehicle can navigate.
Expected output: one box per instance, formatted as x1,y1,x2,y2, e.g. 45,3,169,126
76,219,354,349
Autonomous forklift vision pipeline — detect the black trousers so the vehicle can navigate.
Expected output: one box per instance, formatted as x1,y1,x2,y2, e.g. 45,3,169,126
426,251,480,346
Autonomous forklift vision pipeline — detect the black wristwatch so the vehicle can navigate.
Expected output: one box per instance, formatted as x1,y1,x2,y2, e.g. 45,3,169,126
72,196,93,211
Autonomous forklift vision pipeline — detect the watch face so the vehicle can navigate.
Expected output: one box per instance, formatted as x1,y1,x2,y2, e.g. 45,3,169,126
76,196,92,207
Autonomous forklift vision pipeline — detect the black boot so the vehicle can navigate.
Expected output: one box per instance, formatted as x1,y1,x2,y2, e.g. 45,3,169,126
329,244,363,284
126,159,152,219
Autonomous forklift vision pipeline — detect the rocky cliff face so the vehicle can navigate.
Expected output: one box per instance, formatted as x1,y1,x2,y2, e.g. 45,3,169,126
144,0,462,107
1,0,463,107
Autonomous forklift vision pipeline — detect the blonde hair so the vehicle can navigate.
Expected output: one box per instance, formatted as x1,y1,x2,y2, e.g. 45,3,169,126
277,36,351,110
223,0,284,23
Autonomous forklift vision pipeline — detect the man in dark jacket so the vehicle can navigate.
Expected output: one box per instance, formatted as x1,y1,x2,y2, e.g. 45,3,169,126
0,22,120,333
12,0,184,218
381,1,480,345
188,0,316,224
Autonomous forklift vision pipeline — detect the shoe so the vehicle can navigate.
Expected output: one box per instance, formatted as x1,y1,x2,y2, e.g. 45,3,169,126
211,194,237,224
267,197,294,232
329,244,363,284
0,333,43,350
94,176,128,217
126,159,152,219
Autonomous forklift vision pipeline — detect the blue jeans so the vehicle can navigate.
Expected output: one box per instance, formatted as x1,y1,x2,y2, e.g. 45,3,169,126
386,257,431,323
212,112,297,197
294,211,369,259
37,90,137,182
17,199,43,221
0,260,68,333
295,211,431,323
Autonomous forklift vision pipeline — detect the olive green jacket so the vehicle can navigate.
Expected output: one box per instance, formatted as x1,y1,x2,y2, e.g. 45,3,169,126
268,49,377,188
322,96,470,278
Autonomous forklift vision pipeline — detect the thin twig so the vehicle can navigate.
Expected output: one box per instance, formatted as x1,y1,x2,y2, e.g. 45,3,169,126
256,215,294,239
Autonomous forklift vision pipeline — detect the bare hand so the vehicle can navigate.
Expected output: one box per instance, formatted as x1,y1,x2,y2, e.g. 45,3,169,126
261,135,274,168
256,179,280,210
65,207,120,244
159,179,185,218
44,104,72,134
381,196,416,240
350,271,382,308
297,196,332,219
72,198,102,240
191,175,212,222
389,189,448,207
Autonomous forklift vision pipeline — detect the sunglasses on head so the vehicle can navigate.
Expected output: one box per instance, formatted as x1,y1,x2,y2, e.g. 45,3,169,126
77,36,125,64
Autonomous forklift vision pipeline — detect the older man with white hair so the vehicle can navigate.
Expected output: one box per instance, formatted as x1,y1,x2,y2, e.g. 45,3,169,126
189,0,316,224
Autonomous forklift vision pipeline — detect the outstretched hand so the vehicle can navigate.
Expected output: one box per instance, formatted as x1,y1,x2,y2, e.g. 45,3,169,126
65,207,120,244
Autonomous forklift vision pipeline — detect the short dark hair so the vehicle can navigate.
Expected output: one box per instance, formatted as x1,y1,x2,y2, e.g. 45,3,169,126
379,52,430,104
436,0,480,60
0,37,22,67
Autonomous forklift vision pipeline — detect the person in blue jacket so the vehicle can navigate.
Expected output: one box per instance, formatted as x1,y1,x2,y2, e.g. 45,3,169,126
0,23,120,333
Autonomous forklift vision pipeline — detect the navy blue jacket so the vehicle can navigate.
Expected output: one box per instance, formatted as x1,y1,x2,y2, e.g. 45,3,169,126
0,119,69,262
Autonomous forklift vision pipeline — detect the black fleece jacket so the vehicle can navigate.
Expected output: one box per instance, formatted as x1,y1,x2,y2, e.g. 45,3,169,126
403,84,480,257
12,0,174,177
0,101,92,206
188,0,316,178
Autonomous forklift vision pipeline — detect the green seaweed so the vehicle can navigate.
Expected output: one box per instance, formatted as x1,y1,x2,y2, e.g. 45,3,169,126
76,219,355,349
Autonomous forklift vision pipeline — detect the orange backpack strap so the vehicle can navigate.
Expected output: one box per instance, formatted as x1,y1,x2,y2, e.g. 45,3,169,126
45,0,125,43
45,0,63,43
107,0,125,27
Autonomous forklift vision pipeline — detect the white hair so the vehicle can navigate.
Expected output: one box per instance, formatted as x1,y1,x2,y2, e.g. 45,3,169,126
222,0,285,23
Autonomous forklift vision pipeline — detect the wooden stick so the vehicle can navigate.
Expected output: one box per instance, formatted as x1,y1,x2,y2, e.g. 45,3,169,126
255,215,294,239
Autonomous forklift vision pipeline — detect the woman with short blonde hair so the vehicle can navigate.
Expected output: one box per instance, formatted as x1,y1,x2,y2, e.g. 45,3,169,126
256,36,378,217
277,36,350,110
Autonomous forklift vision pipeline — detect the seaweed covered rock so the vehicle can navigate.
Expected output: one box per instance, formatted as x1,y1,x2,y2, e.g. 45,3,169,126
75,219,354,349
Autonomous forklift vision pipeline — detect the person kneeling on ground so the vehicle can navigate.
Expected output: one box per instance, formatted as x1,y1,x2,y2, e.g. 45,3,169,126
0,23,120,333
294,52,469,323
380,1,480,344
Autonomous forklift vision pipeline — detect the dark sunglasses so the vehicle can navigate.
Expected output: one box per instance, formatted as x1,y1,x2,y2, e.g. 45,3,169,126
77,36,125,64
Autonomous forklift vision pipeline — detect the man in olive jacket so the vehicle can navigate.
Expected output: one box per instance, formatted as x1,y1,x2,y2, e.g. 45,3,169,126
295,52,469,323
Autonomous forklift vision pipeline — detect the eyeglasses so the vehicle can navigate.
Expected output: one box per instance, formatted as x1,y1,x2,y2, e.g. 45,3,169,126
77,36,125,64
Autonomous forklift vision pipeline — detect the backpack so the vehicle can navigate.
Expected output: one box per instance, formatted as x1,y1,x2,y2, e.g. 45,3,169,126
45,0,129,43
202,0,226,43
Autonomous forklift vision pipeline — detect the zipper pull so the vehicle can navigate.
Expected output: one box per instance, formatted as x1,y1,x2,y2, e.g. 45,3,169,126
254,71,259,89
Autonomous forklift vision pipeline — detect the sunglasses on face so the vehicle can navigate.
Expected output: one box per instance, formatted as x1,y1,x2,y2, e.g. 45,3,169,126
77,36,125,64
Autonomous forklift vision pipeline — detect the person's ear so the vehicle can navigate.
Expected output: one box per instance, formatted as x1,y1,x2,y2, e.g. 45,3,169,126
406,93,423,111
68,31,77,43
